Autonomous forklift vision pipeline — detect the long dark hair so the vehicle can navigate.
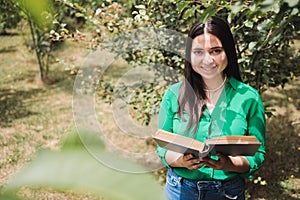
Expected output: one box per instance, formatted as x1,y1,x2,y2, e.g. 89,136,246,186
178,16,242,134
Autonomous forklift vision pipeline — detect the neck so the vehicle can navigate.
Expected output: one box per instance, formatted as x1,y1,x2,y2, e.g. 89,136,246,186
204,74,227,92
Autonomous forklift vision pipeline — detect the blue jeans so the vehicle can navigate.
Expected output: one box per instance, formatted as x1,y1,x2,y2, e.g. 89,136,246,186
164,169,245,200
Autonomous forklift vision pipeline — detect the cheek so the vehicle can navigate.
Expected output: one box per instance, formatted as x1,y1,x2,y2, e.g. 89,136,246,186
191,54,202,66
217,54,228,69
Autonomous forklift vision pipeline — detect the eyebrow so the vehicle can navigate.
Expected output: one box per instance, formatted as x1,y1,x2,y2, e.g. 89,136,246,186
192,46,223,50
191,47,203,50
211,46,223,49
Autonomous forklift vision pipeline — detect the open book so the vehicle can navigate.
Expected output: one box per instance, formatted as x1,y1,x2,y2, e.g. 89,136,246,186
153,129,261,158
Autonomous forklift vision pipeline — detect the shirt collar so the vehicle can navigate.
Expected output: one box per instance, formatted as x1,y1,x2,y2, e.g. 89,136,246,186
227,76,238,90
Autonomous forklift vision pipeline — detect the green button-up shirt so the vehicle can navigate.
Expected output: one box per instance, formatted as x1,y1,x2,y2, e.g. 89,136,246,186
156,76,266,180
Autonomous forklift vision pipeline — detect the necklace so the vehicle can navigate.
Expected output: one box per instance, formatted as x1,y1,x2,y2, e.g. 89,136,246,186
204,75,227,93
204,75,227,113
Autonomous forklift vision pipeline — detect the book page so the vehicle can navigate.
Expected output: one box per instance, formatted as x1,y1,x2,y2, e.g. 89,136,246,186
205,136,261,145
153,130,208,157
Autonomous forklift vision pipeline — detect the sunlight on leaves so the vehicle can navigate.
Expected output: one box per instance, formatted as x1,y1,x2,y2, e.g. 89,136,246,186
17,0,53,27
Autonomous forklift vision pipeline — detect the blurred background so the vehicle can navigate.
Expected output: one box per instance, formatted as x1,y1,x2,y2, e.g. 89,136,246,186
0,0,299,199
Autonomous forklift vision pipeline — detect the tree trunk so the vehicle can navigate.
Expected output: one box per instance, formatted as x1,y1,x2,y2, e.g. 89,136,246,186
28,18,44,81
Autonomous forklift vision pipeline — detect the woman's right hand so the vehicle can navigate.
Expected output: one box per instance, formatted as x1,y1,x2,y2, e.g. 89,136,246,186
165,151,205,170
176,154,206,170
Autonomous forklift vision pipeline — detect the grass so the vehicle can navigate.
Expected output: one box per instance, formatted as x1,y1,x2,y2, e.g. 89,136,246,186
245,81,300,199
0,26,299,199
0,27,102,199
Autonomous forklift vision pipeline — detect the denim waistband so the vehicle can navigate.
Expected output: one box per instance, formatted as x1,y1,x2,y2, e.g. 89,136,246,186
182,175,243,189
165,169,246,199
168,168,243,189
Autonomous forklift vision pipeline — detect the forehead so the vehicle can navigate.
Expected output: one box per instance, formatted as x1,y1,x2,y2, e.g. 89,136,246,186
192,33,223,48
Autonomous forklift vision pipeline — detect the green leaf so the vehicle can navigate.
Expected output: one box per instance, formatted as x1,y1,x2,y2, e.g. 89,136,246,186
261,0,275,6
74,2,85,11
75,12,85,18
231,3,243,14
260,0,280,13
291,8,299,15
177,1,190,14
245,21,253,28
183,7,194,20
135,5,146,9
200,5,218,23
268,27,283,45
249,42,257,52
3,131,164,200
284,0,299,7
257,19,272,32
139,9,146,16
17,0,52,27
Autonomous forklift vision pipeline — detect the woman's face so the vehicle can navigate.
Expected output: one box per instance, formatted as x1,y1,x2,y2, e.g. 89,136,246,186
190,32,228,80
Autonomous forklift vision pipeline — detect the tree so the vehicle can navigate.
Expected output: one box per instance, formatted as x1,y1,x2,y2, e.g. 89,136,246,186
91,0,300,124
8,0,86,82
0,0,22,34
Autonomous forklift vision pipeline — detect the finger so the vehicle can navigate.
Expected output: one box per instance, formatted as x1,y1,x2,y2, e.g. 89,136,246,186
183,154,194,161
201,156,210,162
216,152,226,160
216,153,230,166
204,159,219,169
204,162,217,169
188,164,198,170
189,157,203,163
194,162,206,168
186,159,197,167
188,162,205,170
185,158,199,168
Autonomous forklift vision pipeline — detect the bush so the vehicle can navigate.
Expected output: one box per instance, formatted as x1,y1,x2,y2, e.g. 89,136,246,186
92,0,300,124
0,0,22,33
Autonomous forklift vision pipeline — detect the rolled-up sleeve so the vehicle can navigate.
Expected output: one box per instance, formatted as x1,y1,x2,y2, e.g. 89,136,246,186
241,94,266,179
156,88,176,168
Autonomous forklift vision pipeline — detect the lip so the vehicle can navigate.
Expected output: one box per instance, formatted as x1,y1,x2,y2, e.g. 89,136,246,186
200,66,217,71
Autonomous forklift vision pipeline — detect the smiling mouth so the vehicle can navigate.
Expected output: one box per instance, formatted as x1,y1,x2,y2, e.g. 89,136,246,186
200,66,217,71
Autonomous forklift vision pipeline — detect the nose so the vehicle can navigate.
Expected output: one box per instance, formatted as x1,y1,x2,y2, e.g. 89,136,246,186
202,52,214,65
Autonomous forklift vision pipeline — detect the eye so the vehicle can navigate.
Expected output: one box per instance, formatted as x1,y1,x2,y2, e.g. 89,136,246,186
211,48,224,55
192,50,203,55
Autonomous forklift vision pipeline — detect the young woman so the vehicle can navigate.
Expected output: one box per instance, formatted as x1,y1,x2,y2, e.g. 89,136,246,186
156,16,266,200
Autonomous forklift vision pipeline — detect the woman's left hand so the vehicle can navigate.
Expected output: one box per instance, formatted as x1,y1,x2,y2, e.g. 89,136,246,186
202,153,233,171
202,153,250,173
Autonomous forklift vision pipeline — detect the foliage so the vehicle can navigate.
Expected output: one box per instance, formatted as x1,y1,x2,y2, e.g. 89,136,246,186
0,0,22,33
2,0,299,118
4,0,89,81
1,130,164,200
128,83,166,125
90,0,300,125
228,0,300,91
0,15,299,199
16,0,55,81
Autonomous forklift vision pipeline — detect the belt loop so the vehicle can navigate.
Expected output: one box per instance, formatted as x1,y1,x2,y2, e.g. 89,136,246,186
177,175,183,185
